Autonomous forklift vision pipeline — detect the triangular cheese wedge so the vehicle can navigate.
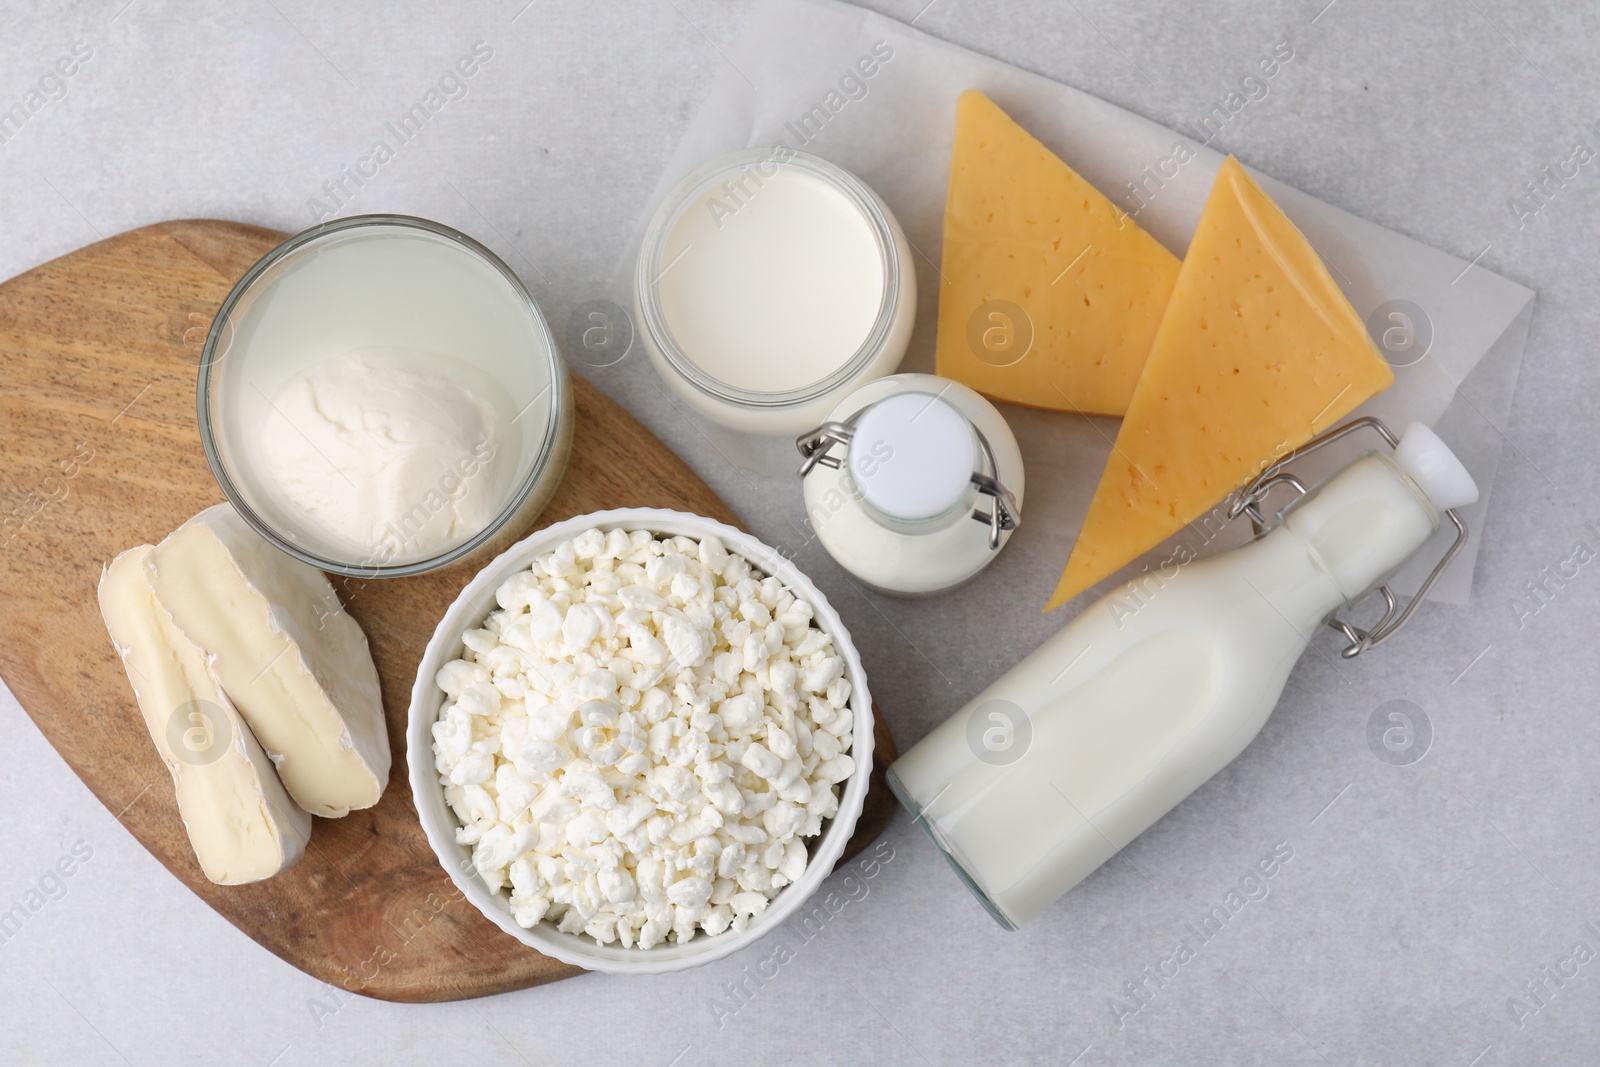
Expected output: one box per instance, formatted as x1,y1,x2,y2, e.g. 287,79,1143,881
935,89,1181,416
1046,156,1394,611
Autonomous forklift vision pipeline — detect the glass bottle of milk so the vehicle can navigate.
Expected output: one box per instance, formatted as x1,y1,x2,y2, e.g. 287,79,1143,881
795,372,1024,596
888,422,1478,928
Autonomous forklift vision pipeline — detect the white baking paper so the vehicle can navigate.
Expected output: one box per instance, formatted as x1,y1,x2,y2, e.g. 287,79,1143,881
614,0,1536,606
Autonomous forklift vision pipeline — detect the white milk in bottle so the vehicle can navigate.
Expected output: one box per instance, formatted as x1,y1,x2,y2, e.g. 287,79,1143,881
889,423,1478,928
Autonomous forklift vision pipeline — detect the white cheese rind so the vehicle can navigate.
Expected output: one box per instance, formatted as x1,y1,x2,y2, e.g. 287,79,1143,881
148,504,390,818
98,546,310,885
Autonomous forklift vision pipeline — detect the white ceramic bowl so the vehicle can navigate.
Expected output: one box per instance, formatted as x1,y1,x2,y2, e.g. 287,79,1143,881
406,508,874,974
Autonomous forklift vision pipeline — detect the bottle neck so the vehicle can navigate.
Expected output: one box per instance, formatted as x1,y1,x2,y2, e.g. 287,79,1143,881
849,472,978,536
1277,452,1439,606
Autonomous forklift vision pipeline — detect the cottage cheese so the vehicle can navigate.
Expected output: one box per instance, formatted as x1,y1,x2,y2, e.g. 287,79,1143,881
432,527,856,949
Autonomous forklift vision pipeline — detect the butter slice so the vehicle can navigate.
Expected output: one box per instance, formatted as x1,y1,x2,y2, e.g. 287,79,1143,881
99,546,310,885
148,505,390,818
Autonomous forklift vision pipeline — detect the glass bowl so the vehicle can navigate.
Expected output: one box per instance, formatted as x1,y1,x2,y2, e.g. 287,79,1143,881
198,214,572,578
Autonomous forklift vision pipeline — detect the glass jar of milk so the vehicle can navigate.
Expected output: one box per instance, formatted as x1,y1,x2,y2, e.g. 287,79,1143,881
634,149,916,436
796,373,1023,596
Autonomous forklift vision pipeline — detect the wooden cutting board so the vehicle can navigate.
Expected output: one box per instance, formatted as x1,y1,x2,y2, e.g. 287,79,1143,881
0,221,898,1003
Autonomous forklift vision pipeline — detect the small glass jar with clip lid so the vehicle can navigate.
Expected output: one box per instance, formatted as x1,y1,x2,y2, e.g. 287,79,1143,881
796,373,1024,596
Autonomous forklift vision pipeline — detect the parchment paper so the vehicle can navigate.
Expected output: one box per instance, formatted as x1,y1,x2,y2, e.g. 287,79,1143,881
614,0,1536,606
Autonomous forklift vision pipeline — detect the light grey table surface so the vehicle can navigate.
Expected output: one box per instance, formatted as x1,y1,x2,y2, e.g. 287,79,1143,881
1,1,1595,1064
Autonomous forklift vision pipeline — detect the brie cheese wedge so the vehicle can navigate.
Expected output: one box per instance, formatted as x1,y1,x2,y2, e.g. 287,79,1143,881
147,505,390,817
99,546,310,885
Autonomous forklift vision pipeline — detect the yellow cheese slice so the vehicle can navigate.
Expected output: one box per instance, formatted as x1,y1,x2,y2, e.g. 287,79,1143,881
934,89,1181,416
1046,156,1394,611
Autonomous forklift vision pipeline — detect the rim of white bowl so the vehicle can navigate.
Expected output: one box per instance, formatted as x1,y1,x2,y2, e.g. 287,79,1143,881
406,508,875,975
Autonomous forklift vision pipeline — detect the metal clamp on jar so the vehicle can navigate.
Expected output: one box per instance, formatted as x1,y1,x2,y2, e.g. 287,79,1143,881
796,373,1024,596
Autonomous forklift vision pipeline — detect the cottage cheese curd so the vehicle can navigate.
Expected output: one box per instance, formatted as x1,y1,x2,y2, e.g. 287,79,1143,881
432,527,856,949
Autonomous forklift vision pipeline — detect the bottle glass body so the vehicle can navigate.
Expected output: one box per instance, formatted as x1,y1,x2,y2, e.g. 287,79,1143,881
888,452,1438,927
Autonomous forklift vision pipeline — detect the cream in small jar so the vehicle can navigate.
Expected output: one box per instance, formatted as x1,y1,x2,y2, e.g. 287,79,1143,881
636,149,915,435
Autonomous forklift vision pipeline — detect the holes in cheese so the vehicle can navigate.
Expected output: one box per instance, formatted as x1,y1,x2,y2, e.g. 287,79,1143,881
99,545,310,885
1046,156,1394,611
934,89,1182,416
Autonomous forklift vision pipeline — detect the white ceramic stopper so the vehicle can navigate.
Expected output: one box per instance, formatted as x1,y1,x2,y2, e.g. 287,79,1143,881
848,392,975,522
1393,421,1478,513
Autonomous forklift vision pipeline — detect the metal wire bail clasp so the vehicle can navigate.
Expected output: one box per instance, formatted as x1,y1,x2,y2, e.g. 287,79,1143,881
796,407,1020,550
796,419,856,477
1225,416,1470,660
